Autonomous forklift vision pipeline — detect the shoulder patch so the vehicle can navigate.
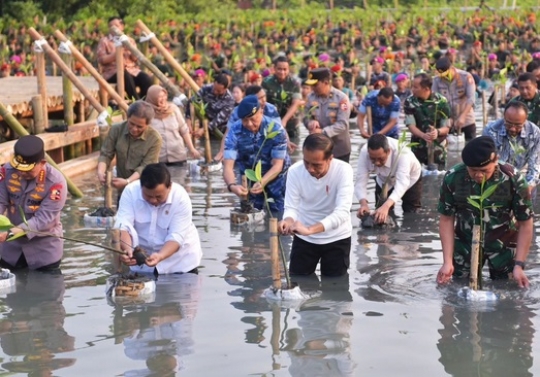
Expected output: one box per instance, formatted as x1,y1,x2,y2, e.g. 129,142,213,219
340,100,348,111
49,184,63,201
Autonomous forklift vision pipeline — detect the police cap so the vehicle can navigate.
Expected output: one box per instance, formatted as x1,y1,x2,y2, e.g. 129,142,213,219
11,135,45,172
305,68,331,85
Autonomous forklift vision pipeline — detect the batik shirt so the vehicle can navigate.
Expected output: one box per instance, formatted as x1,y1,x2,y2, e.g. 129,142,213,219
359,90,401,138
224,115,290,212
404,92,451,168
438,163,533,259
187,84,235,133
482,119,540,186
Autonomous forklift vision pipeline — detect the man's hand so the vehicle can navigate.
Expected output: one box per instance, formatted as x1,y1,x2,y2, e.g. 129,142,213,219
513,266,530,288
307,120,320,133
250,182,264,195
145,252,162,267
454,116,465,129
373,204,391,224
356,203,371,218
97,171,106,185
119,249,137,266
423,127,438,142
437,263,454,284
289,221,312,236
230,184,249,197
193,128,205,139
287,141,298,153
190,148,202,160
278,218,295,235
112,177,129,189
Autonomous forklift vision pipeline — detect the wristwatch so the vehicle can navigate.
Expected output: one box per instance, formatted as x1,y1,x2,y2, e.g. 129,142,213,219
6,230,13,239
514,260,526,270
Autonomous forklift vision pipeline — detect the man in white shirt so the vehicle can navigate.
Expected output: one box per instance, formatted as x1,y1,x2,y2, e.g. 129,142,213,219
279,134,354,277
355,134,422,224
115,163,202,275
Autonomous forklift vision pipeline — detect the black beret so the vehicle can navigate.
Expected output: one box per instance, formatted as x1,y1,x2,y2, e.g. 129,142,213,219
237,95,260,119
435,57,452,72
461,136,497,167
11,135,45,171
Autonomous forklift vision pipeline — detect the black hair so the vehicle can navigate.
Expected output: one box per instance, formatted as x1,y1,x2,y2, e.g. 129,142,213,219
140,163,172,190
504,100,529,116
303,133,334,160
107,16,123,25
517,72,537,85
414,73,432,89
367,134,390,152
273,55,289,66
526,60,540,72
378,87,394,98
245,85,263,96
213,73,230,89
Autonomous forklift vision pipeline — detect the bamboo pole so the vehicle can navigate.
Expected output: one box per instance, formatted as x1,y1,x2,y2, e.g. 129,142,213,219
270,218,281,290
203,118,212,163
28,28,106,116
110,26,182,98
116,46,125,101
31,96,45,134
0,102,84,198
111,228,123,272
53,30,129,112
367,106,373,135
469,225,481,290
135,20,201,92
61,52,74,126
35,51,49,130
241,175,248,202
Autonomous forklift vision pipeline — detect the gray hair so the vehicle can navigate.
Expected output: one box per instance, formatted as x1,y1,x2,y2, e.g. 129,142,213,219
127,100,155,124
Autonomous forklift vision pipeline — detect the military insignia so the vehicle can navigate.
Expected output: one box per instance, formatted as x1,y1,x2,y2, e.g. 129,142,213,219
251,106,257,115
340,100,348,111
11,173,18,179
308,73,313,79
49,184,63,201
8,179,21,187
38,169,46,183
7,185,20,193
30,193,43,200
28,205,40,212
35,185,45,192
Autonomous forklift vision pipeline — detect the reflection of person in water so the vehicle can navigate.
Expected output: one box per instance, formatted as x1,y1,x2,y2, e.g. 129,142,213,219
283,274,355,377
115,274,201,376
0,272,75,375
437,302,534,376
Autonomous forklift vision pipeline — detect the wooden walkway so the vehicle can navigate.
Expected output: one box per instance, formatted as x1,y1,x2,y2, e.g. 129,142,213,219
0,76,100,116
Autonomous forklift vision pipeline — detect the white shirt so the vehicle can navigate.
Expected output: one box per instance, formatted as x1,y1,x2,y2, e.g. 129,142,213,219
283,159,353,244
115,182,202,274
355,137,421,204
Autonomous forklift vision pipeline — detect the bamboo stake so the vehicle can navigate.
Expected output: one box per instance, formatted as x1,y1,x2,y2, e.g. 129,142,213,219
241,175,248,202
469,224,481,290
28,28,106,115
35,51,49,129
110,26,182,98
367,106,373,135
116,45,125,101
135,20,201,92
270,218,282,290
0,101,84,198
61,51,74,126
203,118,212,163
53,30,129,112
111,228,123,272
31,96,45,134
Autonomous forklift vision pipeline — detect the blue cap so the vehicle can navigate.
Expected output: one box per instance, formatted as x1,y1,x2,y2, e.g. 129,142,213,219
237,95,260,119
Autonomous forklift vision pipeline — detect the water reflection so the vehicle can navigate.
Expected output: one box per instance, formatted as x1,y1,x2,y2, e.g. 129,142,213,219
0,271,75,376
437,302,534,376
112,274,201,376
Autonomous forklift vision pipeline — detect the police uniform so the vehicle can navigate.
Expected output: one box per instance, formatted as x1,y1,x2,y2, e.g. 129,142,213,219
432,57,477,140
304,68,352,162
0,136,67,270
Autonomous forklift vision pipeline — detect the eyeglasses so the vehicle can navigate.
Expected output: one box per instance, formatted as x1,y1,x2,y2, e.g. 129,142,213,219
504,120,525,130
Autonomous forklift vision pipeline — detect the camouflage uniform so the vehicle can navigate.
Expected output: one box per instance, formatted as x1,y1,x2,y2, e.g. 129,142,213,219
512,93,540,127
438,163,533,279
404,92,452,170
262,75,302,138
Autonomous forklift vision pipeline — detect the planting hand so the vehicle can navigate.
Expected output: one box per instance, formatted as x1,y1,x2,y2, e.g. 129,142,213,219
307,120,320,133
250,182,264,195
373,203,391,224
230,184,249,197
278,218,295,235
513,266,529,288
356,201,371,218
424,126,438,142
112,177,130,189
437,263,454,284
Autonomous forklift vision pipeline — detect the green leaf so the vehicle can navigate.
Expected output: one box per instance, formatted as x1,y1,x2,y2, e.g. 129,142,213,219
280,90,288,101
244,169,258,182
266,131,280,139
467,197,481,209
480,183,499,202
0,215,14,231
255,160,262,181
7,231,26,241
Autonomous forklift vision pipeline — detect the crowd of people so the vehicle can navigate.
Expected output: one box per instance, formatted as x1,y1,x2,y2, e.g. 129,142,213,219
0,11,538,289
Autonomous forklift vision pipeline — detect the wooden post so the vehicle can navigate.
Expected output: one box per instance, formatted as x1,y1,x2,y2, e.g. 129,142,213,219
241,175,248,202
110,228,123,273
203,118,212,163
116,46,125,101
469,224,481,290
270,218,281,290
35,50,49,130
367,106,373,135
482,90,487,127
140,41,149,73
99,86,108,108
135,20,201,92
0,101,84,198
53,31,129,112
500,83,506,106
105,171,113,209
61,52,74,126
31,96,45,134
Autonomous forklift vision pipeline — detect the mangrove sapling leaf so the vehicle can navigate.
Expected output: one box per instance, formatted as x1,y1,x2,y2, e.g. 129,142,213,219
244,169,259,183
0,215,13,232
480,183,499,201
467,198,481,209
266,131,280,139
6,232,26,241
254,160,262,182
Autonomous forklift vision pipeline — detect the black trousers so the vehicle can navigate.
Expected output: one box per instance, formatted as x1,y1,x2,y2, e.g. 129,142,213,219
107,69,154,100
289,235,351,277
375,175,422,212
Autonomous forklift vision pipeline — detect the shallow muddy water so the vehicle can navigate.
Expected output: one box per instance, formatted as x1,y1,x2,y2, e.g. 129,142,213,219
1,109,540,376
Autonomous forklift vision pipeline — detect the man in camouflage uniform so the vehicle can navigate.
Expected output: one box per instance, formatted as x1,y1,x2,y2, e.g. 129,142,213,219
432,57,477,141
303,68,352,162
262,56,302,138
437,136,533,288
482,101,540,194
513,72,540,126
405,73,452,170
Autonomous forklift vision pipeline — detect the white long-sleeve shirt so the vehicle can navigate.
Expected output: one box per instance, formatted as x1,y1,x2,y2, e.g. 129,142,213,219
115,182,202,274
355,137,421,204
283,159,353,244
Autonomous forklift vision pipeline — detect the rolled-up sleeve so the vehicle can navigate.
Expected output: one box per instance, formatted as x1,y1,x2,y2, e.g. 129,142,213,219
98,123,121,166
388,157,413,203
